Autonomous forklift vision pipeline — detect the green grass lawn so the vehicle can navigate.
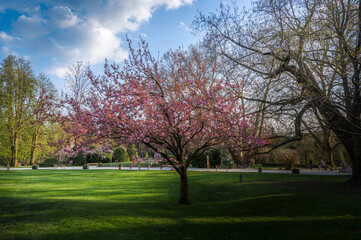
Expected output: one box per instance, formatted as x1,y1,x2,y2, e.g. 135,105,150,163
0,170,360,240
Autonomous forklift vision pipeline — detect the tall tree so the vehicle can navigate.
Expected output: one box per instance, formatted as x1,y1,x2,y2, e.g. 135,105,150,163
60,40,266,204
195,0,361,184
28,74,56,165
0,55,37,166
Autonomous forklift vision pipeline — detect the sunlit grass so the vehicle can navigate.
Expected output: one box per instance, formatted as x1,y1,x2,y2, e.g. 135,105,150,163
0,170,360,240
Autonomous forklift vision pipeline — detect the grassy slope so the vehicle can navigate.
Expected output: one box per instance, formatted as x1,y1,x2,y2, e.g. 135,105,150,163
0,170,360,240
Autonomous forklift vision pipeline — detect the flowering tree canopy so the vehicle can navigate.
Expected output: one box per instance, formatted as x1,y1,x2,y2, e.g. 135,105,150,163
61,40,266,204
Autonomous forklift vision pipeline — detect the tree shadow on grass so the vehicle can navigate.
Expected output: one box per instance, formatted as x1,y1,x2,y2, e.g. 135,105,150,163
1,197,360,240
1,172,361,240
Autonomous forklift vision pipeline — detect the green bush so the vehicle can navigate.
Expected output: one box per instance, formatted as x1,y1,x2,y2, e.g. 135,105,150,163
150,163,162,167
100,157,111,163
127,144,138,159
102,162,122,167
86,146,99,163
39,158,59,167
191,149,222,168
221,159,236,169
251,164,263,168
112,147,130,162
101,161,154,167
0,157,10,166
69,152,86,166
280,154,298,170
87,153,99,163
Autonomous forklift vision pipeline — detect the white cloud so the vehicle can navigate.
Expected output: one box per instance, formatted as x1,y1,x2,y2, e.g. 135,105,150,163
179,21,192,32
0,0,194,78
12,15,48,39
49,66,67,78
46,6,78,29
57,21,129,64
0,31,21,41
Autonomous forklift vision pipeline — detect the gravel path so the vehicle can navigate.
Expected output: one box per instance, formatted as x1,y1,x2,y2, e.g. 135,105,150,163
0,166,352,175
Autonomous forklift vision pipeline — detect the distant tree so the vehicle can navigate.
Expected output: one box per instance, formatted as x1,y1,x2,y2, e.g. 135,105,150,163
28,74,57,165
0,55,37,166
112,147,130,162
64,61,91,105
126,144,138,159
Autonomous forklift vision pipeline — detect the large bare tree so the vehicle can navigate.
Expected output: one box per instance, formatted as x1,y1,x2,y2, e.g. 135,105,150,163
195,0,361,184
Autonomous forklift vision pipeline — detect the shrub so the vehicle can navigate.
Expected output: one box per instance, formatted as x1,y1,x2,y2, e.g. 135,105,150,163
87,153,100,163
86,145,99,163
127,144,138,159
100,157,111,163
112,147,130,162
0,157,10,166
221,159,236,169
102,162,122,167
191,149,222,168
69,152,86,166
39,158,59,167
280,154,298,170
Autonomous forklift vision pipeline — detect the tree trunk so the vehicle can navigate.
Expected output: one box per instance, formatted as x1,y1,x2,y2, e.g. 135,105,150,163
29,133,38,166
179,167,190,205
323,147,335,168
345,136,361,184
338,149,348,168
228,148,247,167
10,132,18,167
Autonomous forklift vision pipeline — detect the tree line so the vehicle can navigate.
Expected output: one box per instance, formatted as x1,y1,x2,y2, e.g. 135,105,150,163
0,55,57,167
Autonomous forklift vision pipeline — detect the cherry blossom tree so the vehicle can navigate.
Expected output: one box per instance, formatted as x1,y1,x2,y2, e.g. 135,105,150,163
61,40,266,204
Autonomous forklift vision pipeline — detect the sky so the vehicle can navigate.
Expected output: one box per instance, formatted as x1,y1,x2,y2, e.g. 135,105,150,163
0,0,252,91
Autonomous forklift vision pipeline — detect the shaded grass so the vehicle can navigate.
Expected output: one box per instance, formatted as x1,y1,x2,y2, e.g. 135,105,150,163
0,170,360,240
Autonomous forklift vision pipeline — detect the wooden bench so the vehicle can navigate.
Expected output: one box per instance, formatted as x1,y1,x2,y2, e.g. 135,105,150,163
54,164,65,170
215,165,229,172
87,163,98,167
83,163,98,169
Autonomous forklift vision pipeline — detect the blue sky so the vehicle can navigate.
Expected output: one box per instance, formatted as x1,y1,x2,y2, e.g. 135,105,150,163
0,0,252,91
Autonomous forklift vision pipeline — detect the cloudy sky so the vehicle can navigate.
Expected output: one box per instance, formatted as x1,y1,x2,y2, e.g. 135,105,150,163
0,0,251,90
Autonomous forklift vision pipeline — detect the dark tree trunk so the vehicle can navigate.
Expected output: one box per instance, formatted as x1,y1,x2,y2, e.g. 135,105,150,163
179,167,190,205
228,148,241,166
229,148,249,167
323,147,335,168
345,136,361,184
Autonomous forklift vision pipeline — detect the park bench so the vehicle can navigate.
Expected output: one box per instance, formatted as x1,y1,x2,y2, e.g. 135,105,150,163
83,163,98,169
54,164,65,170
87,163,98,167
215,165,229,172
